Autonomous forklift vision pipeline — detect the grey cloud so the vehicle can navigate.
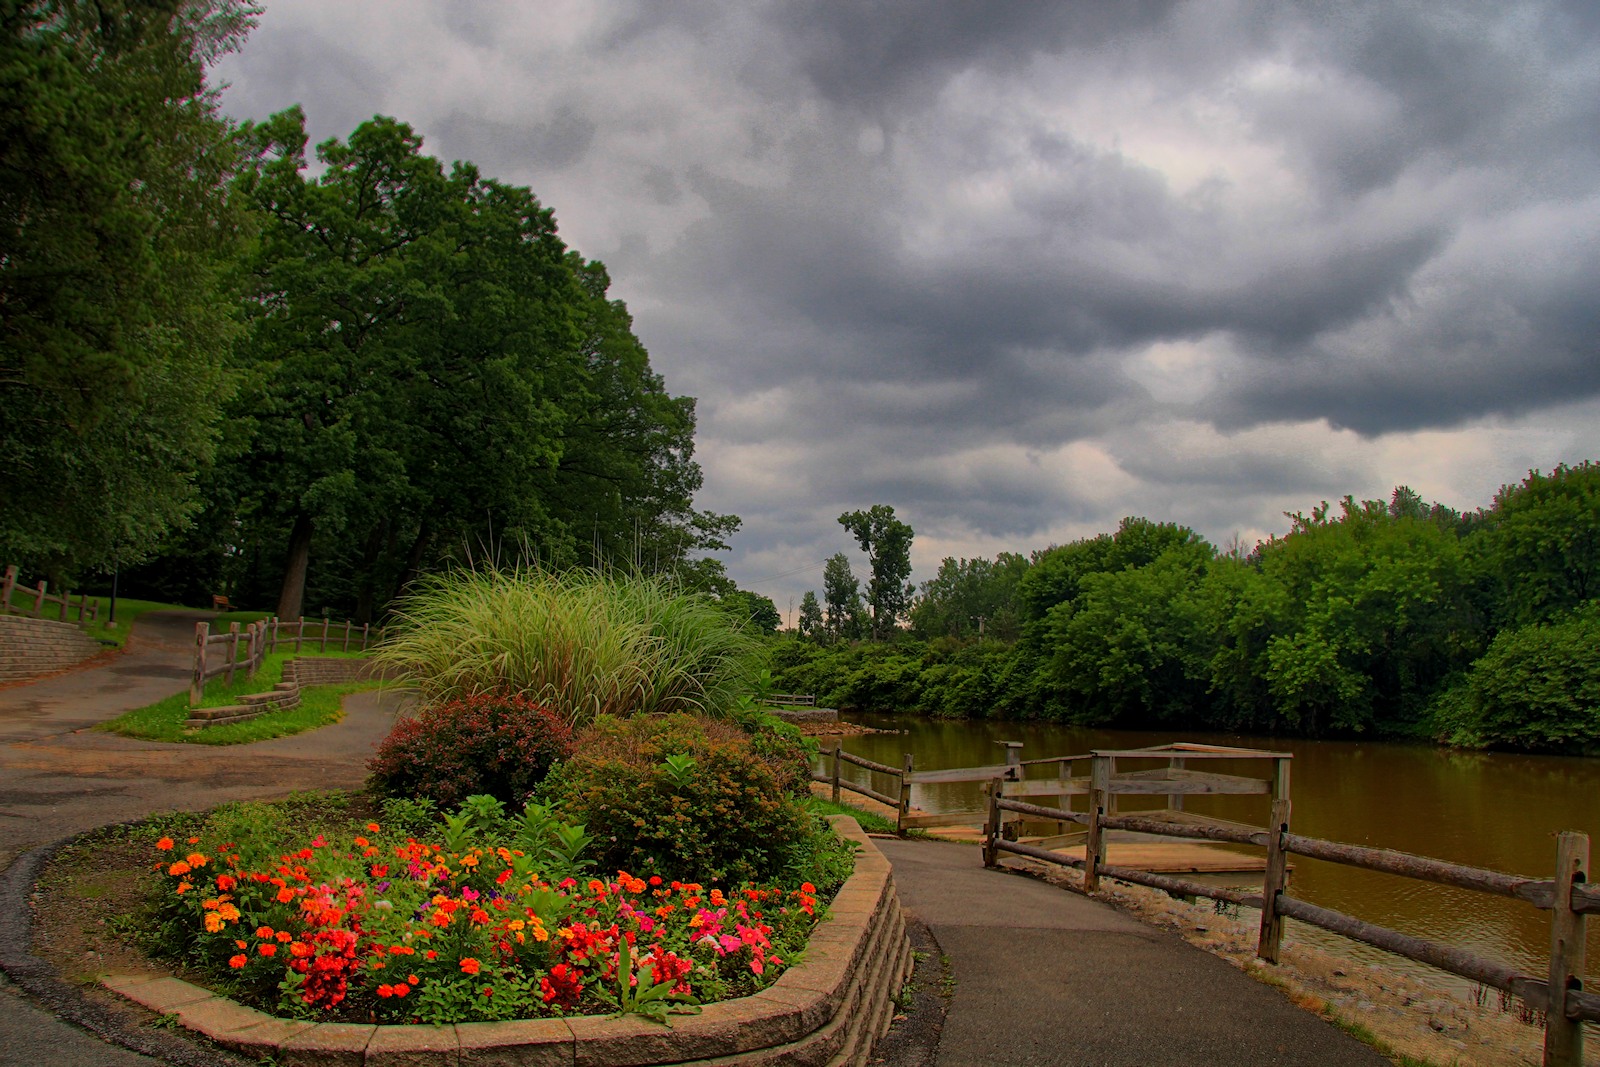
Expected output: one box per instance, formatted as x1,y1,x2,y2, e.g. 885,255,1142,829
433,106,598,177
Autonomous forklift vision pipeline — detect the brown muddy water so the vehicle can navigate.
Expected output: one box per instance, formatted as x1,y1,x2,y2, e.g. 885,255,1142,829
828,714,1599,997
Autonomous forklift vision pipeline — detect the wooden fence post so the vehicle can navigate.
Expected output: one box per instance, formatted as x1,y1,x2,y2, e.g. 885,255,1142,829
320,616,329,652
224,622,240,685
58,588,69,622
1085,752,1109,892
830,741,841,803
1257,796,1293,963
1544,831,1589,1067
342,619,352,652
1,565,15,612
361,622,370,650
999,741,1023,839
1169,755,1186,812
75,592,89,625
32,580,46,616
191,622,209,706
983,777,1003,868
897,753,914,837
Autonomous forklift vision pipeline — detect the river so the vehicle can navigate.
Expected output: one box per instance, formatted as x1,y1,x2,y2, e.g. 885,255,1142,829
826,713,1599,998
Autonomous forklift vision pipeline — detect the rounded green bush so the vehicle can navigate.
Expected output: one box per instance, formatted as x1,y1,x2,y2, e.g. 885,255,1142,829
546,713,818,886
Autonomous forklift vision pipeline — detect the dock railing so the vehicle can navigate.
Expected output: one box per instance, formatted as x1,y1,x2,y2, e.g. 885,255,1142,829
981,743,1595,1066
812,740,1026,835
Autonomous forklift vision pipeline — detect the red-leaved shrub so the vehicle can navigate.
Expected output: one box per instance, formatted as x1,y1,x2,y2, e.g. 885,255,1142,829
367,691,573,808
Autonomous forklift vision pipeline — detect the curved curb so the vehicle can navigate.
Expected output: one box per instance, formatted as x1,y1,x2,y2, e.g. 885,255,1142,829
4,816,912,1067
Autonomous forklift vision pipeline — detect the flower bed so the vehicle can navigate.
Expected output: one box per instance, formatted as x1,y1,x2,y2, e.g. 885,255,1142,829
105,816,912,1067
144,816,822,1025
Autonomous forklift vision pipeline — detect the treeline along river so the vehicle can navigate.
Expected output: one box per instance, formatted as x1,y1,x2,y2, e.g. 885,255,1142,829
828,713,1599,997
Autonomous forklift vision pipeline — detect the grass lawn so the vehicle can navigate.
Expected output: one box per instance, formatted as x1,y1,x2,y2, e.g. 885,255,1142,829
805,795,899,835
97,648,381,745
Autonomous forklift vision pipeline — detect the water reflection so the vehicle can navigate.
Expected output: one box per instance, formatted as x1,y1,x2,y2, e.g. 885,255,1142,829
828,714,1599,988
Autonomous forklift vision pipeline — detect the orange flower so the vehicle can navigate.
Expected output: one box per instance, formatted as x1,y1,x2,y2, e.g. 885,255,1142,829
228,954,247,969
215,874,236,891
393,983,410,997
459,958,481,976
276,887,295,904
366,822,380,832
258,944,276,957
156,837,174,851
168,861,191,877
256,926,274,940
276,931,293,943
376,984,394,998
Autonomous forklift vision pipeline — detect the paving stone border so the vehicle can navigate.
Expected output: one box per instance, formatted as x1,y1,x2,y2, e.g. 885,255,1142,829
101,816,912,1066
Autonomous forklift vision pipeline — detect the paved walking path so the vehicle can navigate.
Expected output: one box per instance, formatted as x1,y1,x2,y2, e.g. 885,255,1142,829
0,617,1390,1066
877,836,1391,1066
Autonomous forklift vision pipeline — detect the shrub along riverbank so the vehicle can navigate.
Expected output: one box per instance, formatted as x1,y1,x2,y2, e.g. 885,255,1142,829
773,464,1600,754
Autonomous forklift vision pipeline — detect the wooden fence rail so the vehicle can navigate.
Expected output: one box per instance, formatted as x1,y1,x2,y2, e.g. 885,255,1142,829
2,564,100,626
189,615,382,705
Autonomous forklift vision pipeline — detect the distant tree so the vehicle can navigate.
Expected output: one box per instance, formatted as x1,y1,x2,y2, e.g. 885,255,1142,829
1469,463,1600,629
797,590,824,639
838,505,915,640
822,553,863,640
717,589,780,635
911,552,1029,641
0,0,258,574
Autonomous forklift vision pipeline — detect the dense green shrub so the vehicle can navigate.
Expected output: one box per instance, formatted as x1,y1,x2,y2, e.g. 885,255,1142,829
375,566,761,726
367,691,574,808
545,713,820,885
1433,606,1600,752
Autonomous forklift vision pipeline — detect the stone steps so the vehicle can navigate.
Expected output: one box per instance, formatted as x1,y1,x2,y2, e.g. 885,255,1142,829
0,614,108,683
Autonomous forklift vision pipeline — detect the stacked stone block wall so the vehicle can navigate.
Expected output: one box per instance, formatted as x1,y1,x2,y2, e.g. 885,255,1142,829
0,615,106,683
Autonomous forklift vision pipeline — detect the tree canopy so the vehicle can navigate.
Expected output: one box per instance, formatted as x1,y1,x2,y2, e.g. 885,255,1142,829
0,0,257,572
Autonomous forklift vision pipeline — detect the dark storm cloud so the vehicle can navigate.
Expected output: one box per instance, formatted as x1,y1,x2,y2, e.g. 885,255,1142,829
433,106,599,177
764,2,1180,111
212,0,1600,606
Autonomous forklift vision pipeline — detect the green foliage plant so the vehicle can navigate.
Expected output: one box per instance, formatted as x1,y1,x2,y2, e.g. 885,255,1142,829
373,565,761,727
545,713,823,886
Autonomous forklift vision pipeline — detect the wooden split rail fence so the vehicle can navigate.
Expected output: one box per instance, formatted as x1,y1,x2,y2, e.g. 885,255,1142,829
2,564,100,626
811,740,1026,834
978,743,1596,1066
190,616,383,705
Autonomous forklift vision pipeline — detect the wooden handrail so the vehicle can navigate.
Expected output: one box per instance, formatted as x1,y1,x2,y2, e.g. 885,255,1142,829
1283,832,1557,909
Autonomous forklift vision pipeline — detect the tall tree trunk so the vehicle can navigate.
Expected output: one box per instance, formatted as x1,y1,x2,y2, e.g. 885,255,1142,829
390,520,432,605
276,513,314,619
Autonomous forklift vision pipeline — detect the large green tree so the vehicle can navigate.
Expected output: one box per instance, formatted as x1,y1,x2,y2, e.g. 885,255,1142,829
216,109,725,620
838,504,915,640
822,552,863,641
0,0,256,574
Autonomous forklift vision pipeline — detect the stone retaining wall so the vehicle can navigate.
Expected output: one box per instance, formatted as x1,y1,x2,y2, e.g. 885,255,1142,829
184,657,393,728
103,816,911,1066
0,614,107,683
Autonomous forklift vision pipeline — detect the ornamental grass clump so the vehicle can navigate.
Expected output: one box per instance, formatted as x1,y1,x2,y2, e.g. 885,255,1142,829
373,566,760,726
142,796,827,1025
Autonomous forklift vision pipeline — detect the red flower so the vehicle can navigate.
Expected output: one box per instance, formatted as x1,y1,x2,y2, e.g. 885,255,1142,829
460,957,481,975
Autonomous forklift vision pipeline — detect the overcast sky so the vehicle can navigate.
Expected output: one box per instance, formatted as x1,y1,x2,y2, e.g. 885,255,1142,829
214,1,1600,620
